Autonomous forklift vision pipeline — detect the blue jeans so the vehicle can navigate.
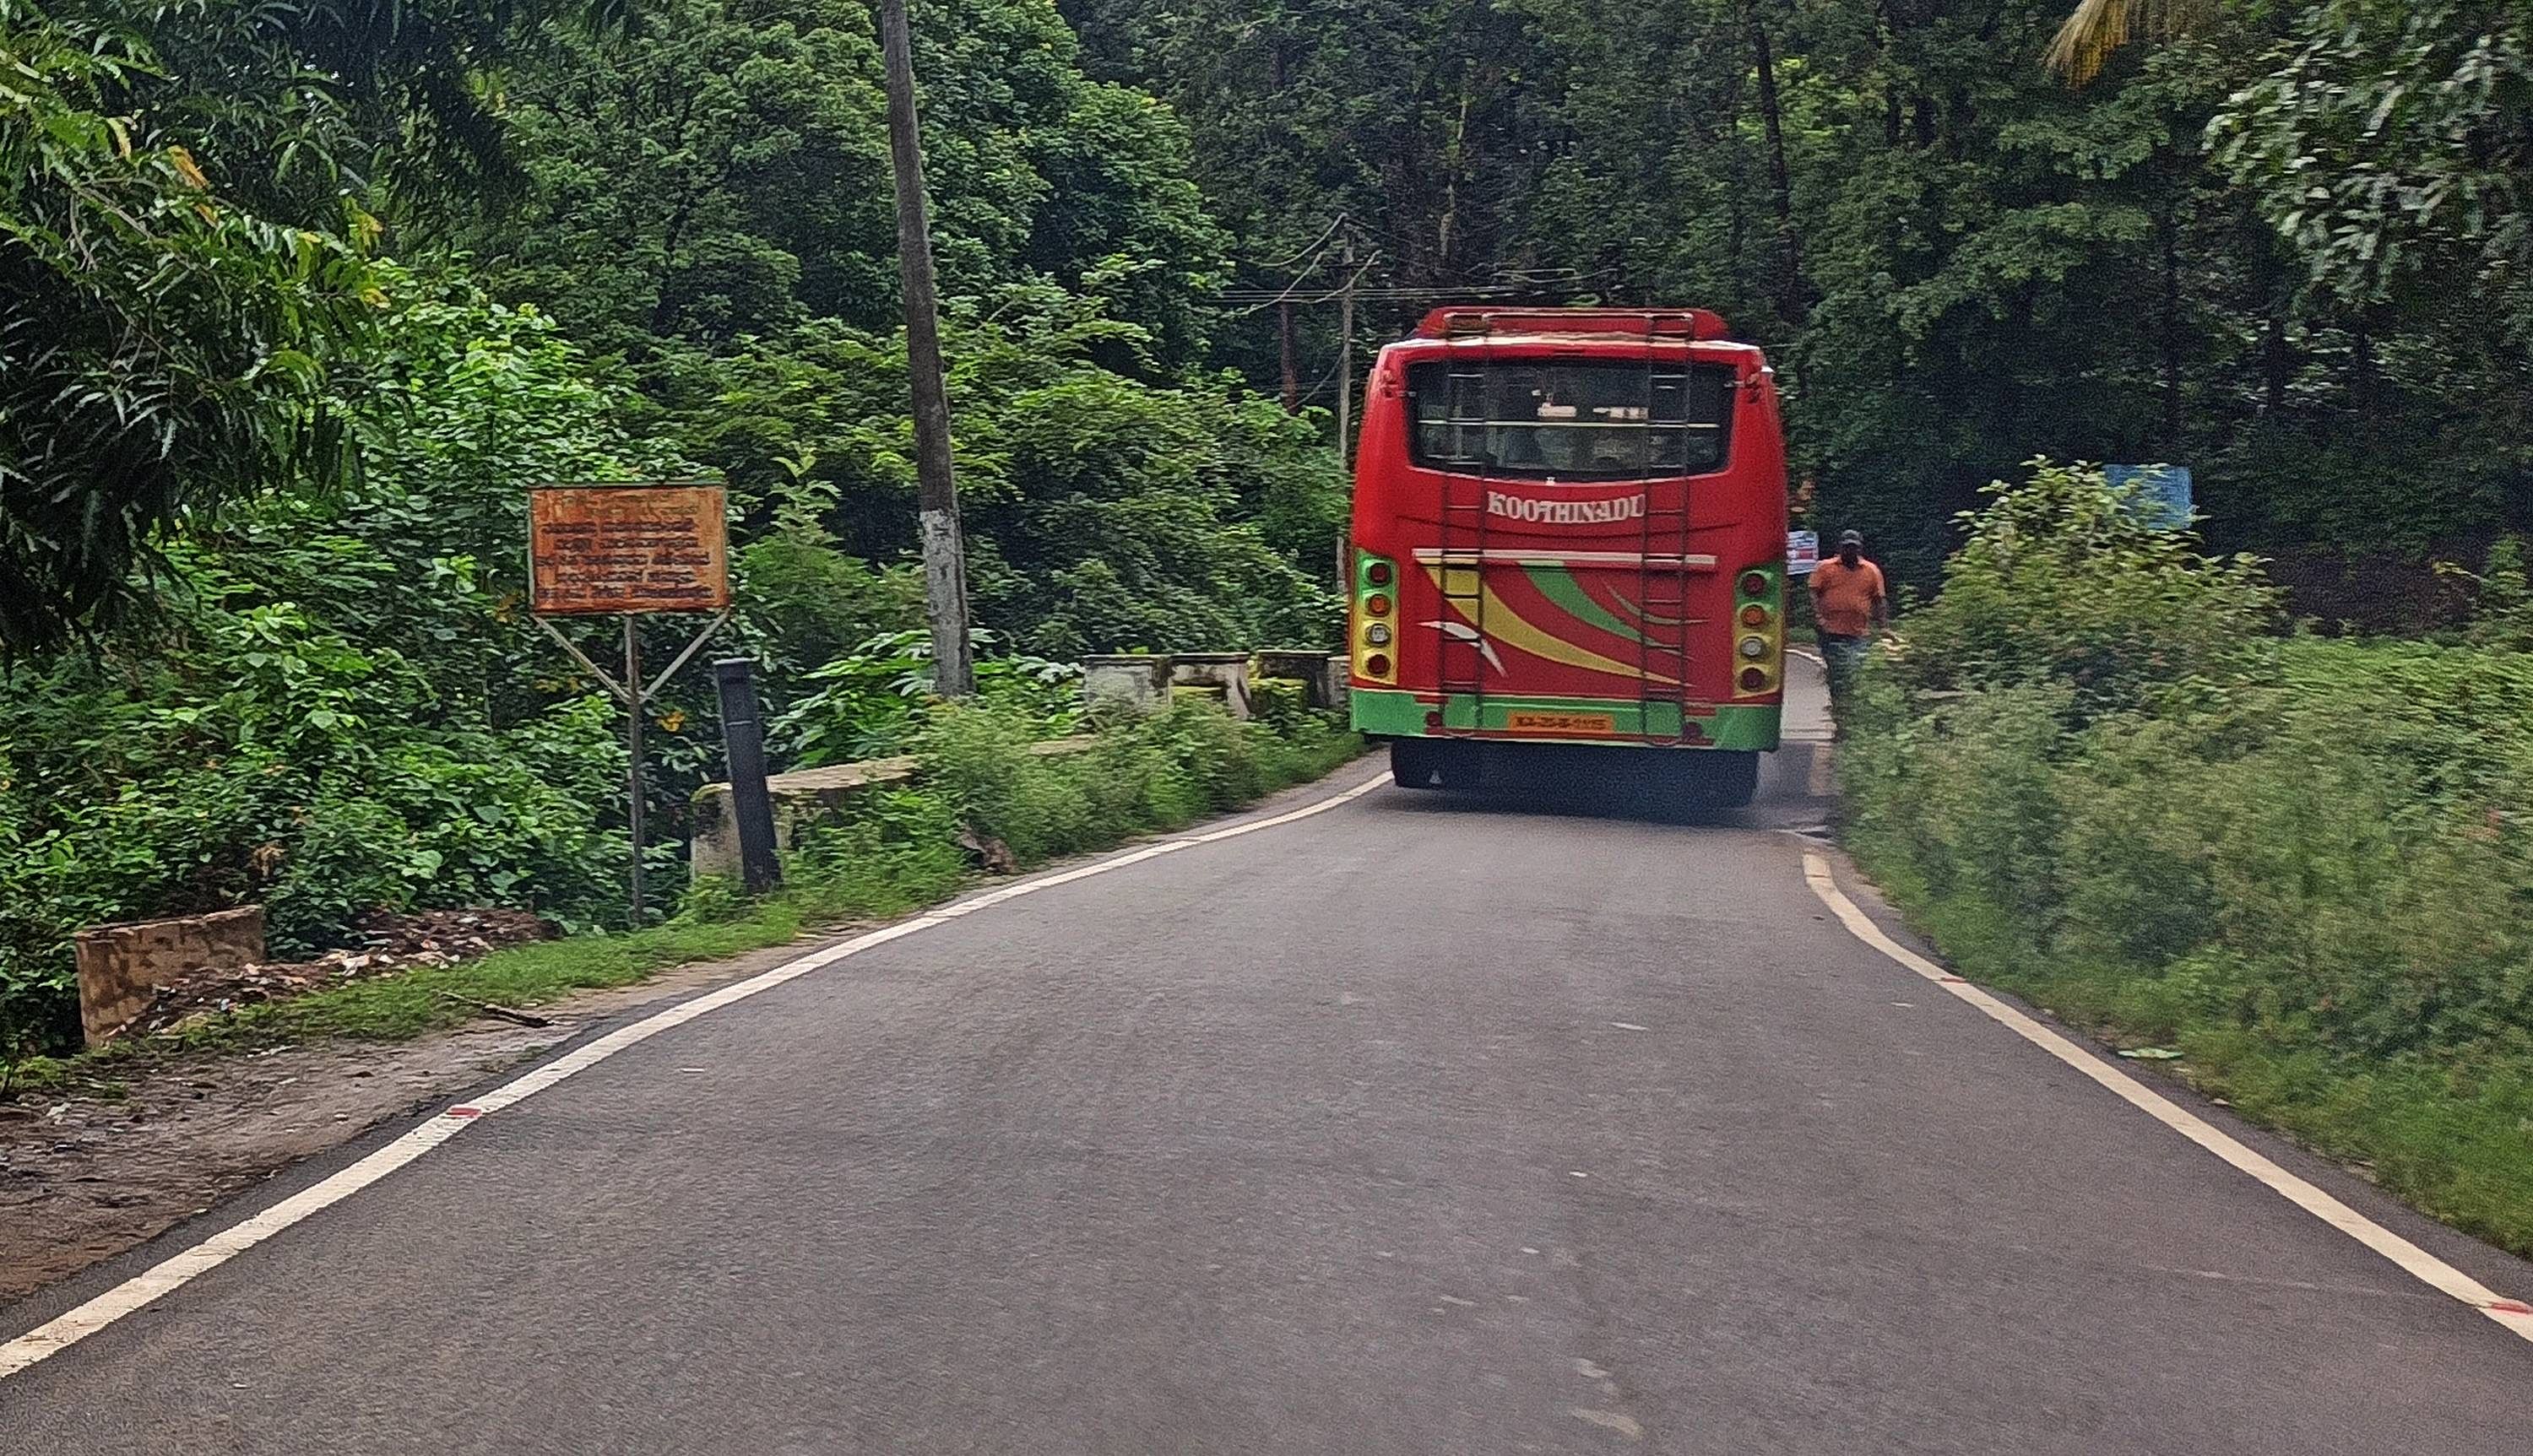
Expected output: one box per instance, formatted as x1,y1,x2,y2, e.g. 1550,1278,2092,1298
1817,631,1868,701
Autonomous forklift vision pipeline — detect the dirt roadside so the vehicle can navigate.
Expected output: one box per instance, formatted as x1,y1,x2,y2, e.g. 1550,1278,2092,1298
0,934,846,1306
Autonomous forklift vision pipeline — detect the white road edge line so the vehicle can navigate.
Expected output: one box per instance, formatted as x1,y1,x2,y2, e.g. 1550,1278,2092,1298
0,769,1397,1383
1798,850,2533,1346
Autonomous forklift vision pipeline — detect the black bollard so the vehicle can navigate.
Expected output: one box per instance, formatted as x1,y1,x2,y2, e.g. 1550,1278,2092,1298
712,658,783,894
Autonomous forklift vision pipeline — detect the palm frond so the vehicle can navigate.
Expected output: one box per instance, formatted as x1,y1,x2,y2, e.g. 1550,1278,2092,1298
2045,0,2220,86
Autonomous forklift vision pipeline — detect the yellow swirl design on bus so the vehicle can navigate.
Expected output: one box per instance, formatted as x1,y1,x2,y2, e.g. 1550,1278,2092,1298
1420,563,1679,687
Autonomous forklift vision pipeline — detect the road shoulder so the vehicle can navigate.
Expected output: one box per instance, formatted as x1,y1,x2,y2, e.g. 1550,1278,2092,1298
1803,836,2533,1333
0,756,1382,1313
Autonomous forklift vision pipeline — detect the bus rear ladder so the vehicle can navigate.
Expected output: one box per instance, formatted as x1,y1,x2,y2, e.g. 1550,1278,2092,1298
1435,344,1494,720
1636,338,1695,739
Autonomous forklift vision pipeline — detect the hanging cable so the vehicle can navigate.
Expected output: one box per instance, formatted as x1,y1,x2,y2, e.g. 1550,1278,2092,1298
1253,214,1349,272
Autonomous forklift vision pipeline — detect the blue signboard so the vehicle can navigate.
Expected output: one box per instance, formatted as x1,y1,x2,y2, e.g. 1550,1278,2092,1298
2105,464,2193,530
1787,530,1820,576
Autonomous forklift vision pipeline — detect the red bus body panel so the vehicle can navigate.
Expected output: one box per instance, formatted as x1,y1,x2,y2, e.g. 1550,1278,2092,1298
1347,311,1789,752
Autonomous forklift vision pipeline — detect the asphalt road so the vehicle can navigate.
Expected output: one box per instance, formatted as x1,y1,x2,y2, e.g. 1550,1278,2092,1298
5,665,2530,1453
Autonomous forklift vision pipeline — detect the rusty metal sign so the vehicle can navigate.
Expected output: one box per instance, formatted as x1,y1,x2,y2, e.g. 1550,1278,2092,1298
529,483,730,615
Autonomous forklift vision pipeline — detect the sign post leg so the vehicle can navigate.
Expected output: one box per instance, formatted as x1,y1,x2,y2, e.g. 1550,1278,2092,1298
624,614,645,925
534,609,729,928
713,658,784,894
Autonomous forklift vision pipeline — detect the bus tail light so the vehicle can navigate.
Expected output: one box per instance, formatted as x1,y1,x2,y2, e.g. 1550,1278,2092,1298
1353,549,1400,685
1733,564,1782,698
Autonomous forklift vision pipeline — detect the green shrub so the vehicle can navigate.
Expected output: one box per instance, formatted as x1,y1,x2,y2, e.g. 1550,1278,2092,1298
1846,462,2533,1254
907,697,1358,870
1879,459,2281,717
773,631,1083,768
784,788,971,922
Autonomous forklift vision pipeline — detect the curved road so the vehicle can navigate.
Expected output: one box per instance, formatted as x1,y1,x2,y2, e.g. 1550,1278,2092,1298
5,666,2530,1452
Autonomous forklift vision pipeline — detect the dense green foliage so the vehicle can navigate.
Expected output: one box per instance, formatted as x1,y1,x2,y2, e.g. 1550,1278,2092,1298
0,0,1350,1056
0,279,656,1053
661,309,1342,657
477,0,1224,360
9,0,2533,1284
0,0,377,649
1071,0,2533,597
8,698,1354,1086
773,629,1080,766
1844,467,2533,1253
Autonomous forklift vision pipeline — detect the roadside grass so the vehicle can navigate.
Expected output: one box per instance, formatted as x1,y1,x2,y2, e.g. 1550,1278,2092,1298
1851,856,2533,1258
4,701,1362,1098
1837,466,2533,1261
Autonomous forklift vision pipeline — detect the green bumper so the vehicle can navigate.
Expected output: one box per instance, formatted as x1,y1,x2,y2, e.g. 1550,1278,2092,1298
1349,688,1781,751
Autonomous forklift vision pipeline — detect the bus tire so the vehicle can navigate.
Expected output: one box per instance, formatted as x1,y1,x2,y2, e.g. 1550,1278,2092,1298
1390,739,1441,788
1701,750,1760,809
1434,741,1479,790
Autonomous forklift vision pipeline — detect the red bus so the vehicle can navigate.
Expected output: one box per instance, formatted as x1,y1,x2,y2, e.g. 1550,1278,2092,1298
1346,308,1789,808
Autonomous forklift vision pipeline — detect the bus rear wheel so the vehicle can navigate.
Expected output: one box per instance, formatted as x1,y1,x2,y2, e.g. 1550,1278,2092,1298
1646,749,1758,814
1391,739,1440,788
1679,750,1759,810
1392,739,1480,790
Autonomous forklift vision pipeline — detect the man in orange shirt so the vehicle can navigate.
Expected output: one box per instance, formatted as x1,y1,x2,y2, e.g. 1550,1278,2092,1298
1809,529,1886,704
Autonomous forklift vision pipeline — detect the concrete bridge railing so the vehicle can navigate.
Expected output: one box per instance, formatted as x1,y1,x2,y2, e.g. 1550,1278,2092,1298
692,651,1346,880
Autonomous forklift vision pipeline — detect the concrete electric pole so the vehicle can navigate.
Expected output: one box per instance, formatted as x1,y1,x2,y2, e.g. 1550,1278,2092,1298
877,0,974,697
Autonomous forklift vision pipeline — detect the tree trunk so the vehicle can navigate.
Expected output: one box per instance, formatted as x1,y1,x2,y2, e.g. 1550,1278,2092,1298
2261,300,2290,417
2160,205,2183,449
878,0,973,697
1436,90,1473,280
2351,308,2375,416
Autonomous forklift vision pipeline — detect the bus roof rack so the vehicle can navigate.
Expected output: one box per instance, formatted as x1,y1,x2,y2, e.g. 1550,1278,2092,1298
1413,307,1732,342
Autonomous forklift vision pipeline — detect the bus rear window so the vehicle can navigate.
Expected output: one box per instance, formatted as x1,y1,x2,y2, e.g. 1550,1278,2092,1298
1406,360,1733,479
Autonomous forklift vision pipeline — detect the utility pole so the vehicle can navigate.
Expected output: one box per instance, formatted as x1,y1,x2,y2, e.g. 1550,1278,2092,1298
1278,300,1300,414
877,0,974,697
1334,235,1358,469
1745,0,1808,321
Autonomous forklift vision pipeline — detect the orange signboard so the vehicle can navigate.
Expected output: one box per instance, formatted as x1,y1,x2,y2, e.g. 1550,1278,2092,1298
529,484,730,614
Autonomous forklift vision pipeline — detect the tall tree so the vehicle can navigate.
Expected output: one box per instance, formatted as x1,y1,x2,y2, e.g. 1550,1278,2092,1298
1,0,377,650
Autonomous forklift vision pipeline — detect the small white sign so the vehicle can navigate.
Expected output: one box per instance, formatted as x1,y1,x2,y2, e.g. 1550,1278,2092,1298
1787,530,1821,576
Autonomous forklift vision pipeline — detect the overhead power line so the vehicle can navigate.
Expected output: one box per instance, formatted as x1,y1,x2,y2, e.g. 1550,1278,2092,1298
1224,250,1383,317
1255,214,1349,272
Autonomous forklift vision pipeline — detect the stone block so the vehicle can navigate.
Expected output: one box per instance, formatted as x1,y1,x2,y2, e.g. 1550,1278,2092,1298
73,906,266,1047
1169,652,1253,719
1082,654,1173,716
1254,649,1351,710
692,755,919,880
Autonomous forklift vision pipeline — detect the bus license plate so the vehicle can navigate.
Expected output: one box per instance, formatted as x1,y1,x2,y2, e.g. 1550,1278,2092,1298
1506,711,1615,735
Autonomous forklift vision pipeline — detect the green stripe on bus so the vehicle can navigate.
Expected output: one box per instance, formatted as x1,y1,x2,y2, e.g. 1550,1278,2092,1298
1521,563,1646,645
1351,689,1782,750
